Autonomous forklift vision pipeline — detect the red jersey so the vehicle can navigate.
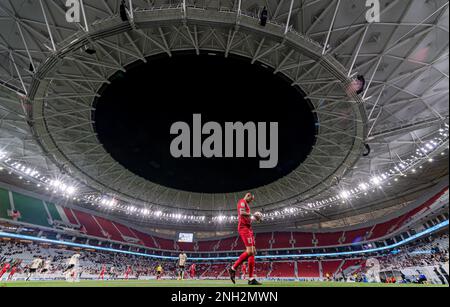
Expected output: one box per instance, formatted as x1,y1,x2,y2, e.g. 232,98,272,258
1,263,10,272
237,199,251,230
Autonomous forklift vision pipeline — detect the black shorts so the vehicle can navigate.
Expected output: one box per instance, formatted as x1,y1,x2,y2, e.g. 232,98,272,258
66,264,75,271
29,268,37,273
179,265,185,270
157,271,161,275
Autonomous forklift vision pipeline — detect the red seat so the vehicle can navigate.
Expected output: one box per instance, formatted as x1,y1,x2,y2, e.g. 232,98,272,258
343,228,371,244
73,210,105,238
197,240,218,252
95,216,123,241
177,242,195,251
269,262,295,277
315,232,342,247
298,261,319,278
133,230,157,248
321,260,342,277
156,237,175,250
293,232,313,247
217,237,237,251
272,232,292,249
113,222,138,239
255,233,272,249
63,207,79,225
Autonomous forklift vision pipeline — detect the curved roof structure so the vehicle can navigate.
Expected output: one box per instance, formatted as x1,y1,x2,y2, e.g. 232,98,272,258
0,0,448,228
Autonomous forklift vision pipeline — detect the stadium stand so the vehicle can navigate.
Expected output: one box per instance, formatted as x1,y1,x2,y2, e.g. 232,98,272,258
321,260,343,277
269,262,296,278
298,261,320,278
11,192,51,228
293,232,314,248
72,210,104,238
0,188,9,219
255,232,272,249
272,232,292,249
343,228,371,244
0,232,448,283
94,216,123,241
0,186,447,254
315,232,343,247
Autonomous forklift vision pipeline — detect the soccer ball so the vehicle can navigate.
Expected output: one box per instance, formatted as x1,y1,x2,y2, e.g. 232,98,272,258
253,211,263,222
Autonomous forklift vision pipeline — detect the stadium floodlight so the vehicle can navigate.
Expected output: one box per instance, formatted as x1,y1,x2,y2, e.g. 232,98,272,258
340,190,350,199
371,176,382,185
66,186,76,195
359,183,368,191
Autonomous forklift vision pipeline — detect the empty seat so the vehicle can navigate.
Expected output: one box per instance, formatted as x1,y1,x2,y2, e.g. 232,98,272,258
298,261,319,278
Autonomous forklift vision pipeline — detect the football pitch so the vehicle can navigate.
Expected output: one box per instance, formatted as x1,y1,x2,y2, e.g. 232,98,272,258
1,280,447,287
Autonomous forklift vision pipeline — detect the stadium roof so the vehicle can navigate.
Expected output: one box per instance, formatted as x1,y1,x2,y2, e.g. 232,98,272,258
0,0,448,228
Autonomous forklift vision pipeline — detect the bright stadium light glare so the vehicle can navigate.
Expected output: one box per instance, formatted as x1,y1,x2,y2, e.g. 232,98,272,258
371,176,382,185
359,183,368,191
66,186,76,195
340,190,350,199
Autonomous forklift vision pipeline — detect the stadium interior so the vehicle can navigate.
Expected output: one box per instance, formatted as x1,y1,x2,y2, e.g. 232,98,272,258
0,0,449,288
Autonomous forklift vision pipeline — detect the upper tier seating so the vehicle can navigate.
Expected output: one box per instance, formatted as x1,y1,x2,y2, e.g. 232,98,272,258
272,232,292,249
94,216,123,241
197,240,218,252
315,232,343,247
176,242,195,251
73,210,104,238
255,232,272,249
217,237,237,251
343,227,371,244
156,237,176,250
293,232,314,248
0,188,10,219
12,192,52,227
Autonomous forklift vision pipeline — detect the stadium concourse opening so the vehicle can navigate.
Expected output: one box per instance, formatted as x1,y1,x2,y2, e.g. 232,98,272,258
94,52,317,193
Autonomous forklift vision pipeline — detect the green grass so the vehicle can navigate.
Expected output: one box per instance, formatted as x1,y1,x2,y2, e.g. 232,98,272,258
1,280,447,287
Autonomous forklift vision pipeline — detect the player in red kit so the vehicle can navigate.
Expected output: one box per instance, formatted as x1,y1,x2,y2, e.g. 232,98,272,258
189,263,196,279
99,264,106,280
124,265,132,280
7,260,21,281
228,193,262,285
241,262,247,280
0,261,11,280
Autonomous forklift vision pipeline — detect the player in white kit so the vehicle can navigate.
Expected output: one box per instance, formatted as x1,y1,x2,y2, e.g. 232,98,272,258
177,251,187,280
26,257,43,281
40,258,52,274
64,253,81,282
365,258,381,283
